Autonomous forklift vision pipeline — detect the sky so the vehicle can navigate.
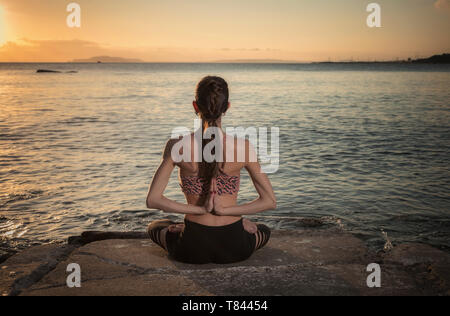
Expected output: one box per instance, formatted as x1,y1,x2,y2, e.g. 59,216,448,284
0,0,449,62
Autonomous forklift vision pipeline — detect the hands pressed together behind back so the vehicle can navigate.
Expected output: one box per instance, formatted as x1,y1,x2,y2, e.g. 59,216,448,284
203,177,224,215
185,178,257,235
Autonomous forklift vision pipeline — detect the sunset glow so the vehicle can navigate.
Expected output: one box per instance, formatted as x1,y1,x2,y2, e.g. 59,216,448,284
0,5,5,45
0,0,449,62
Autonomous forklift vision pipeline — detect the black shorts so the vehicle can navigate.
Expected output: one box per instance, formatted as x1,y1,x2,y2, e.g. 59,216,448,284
165,218,269,264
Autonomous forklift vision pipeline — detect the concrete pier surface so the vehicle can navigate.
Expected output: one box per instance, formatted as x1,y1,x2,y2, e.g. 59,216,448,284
1,227,449,296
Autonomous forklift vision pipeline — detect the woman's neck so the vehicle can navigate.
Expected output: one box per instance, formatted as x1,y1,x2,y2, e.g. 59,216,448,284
203,117,223,129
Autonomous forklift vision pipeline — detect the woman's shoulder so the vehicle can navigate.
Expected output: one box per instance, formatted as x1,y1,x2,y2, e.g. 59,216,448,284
163,133,197,162
163,133,257,164
224,134,258,164
165,133,196,147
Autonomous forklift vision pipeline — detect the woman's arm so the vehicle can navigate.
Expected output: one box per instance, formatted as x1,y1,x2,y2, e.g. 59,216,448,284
215,142,277,216
146,139,210,215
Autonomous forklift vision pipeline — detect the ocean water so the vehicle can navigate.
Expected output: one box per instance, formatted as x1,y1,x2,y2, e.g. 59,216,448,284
0,63,449,254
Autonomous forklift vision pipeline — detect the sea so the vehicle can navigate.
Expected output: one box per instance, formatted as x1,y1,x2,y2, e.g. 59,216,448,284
0,62,449,257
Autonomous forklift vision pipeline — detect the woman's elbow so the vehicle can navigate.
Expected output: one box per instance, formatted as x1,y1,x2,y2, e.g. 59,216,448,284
146,195,160,209
269,198,277,210
264,196,277,211
146,198,154,209
270,192,277,210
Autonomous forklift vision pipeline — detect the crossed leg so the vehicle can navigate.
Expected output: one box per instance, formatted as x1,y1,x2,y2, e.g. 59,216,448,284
148,219,270,252
253,224,271,251
147,220,178,251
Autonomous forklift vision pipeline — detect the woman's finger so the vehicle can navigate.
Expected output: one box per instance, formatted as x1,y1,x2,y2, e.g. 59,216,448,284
209,178,215,193
208,191,214,212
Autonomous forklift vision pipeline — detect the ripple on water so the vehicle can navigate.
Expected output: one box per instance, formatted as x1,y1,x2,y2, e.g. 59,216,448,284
0,63,449,254
0,190,45,207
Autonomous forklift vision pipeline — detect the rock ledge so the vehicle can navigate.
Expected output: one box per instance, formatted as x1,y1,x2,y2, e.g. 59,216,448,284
1,229,449,296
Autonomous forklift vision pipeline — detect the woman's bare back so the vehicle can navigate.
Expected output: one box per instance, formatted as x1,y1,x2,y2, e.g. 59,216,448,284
175,132,250,226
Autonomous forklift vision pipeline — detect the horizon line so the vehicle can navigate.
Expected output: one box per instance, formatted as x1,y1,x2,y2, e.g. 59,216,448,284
0,53,444,64
1,53,447,64
0,60,441,64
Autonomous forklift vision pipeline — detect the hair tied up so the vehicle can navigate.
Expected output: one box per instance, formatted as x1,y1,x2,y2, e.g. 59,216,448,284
195,76,229,182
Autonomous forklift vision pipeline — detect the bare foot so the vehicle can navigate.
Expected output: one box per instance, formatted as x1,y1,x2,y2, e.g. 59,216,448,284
168,224,185,233
243,218,258,234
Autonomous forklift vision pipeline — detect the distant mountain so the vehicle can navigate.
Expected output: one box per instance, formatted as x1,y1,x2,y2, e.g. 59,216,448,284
411,54,450,64
213,59,302,64
70,56,144,63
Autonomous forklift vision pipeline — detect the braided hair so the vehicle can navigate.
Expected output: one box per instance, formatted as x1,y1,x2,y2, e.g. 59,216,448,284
195,76,229,183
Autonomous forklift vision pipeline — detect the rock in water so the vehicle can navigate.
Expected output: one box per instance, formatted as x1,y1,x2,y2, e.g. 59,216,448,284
36,69,62,73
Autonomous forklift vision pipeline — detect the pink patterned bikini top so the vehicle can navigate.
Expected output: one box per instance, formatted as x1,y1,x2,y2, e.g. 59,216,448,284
180,170,240,196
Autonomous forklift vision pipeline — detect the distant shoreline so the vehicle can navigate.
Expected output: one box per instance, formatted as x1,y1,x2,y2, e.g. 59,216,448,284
0,61,449,65
0,53,449,64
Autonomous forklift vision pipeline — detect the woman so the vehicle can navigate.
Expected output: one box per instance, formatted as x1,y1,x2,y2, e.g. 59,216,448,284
146,76,276,264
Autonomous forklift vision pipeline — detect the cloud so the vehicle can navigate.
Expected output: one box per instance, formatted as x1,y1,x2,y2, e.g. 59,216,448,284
0,38,112,62
0,38,289,62
434,0,450,12
220,48,280,52
0,38,157,62
0,38,218,62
